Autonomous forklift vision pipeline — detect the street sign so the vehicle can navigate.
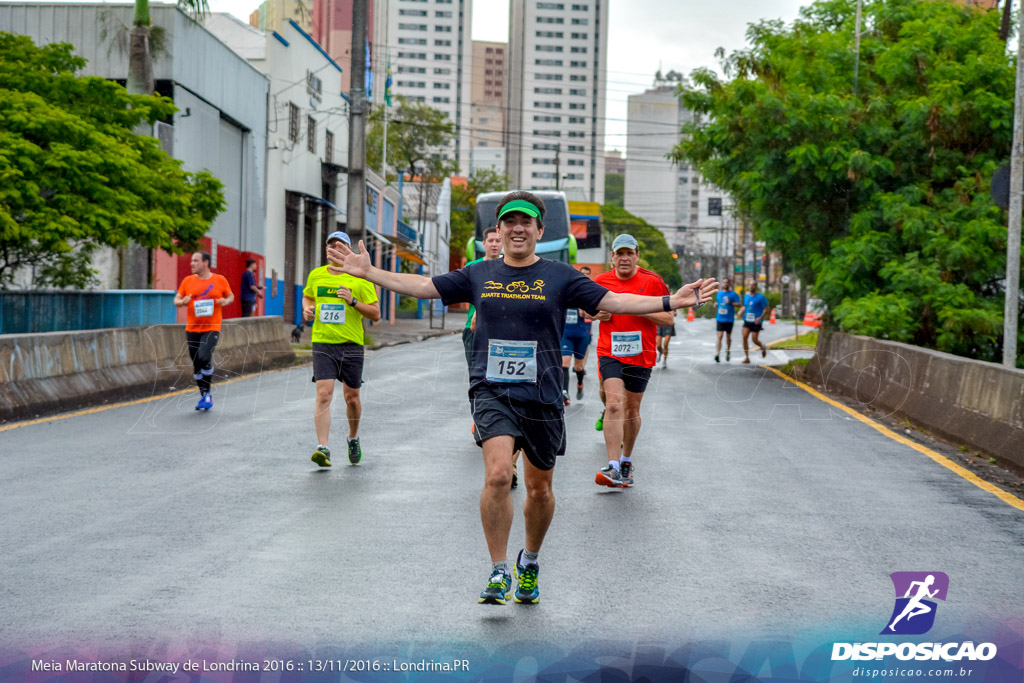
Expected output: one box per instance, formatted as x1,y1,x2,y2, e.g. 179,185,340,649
781,274,791,284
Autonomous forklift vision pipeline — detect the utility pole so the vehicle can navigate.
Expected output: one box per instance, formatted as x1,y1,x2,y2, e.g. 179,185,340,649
1005,0,1024,368
347,0,367,246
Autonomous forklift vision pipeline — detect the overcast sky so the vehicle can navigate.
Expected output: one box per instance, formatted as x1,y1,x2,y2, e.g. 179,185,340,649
194,0,812,151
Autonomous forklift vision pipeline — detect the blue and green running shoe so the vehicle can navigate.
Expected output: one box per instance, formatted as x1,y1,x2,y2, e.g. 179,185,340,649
478,569,512,605
513,550,539,604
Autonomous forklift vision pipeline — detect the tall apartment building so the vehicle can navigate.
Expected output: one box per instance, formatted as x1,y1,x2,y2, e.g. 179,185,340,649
469,40,507,174
250,0,313,34
604,149,624,176
387,0,473,173
507,0,608,203
625,84,733,254
309,0,375,92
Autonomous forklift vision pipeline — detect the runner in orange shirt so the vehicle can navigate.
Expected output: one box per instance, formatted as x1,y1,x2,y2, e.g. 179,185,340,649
173,251,234,411
592,234,672,488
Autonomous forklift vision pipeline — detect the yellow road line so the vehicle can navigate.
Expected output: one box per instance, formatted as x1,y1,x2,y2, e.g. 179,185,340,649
765,366,1024,512
767,332,801,348
0,365,300,433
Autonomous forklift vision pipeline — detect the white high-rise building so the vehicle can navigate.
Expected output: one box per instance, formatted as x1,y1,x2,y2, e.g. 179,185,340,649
469,40,507,174
387,0,473,174
507,0,607,203
625,84,734,255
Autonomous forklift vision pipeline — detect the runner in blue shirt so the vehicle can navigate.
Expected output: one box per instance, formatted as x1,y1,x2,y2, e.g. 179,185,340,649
738,280,769,363
714,278,741,362
560,265,595,404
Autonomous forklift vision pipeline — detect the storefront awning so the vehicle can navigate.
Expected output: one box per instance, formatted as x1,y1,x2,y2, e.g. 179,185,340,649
365,227,426,266
288,190,345,216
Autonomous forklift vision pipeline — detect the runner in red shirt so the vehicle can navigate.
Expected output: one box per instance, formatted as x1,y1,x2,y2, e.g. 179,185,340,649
173,251,234,411
592,234,672,488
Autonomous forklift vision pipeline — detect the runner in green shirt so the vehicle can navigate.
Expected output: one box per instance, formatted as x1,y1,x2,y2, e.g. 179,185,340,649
462,226,503,365
302,231,381,468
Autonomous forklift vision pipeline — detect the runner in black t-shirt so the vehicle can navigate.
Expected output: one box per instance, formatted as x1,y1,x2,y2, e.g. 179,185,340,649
325,190,719,606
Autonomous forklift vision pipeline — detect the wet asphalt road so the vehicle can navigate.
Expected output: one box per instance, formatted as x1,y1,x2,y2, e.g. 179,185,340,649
2,319,1022,660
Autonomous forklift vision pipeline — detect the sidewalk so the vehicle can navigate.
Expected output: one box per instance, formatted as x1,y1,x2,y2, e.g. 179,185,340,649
289,309,466,352
366,310,466,349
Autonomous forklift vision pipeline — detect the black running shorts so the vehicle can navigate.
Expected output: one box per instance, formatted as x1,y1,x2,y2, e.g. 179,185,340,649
312,342,364,389
598,356,652,394
656,324,676,337
743,320,763,333
716,321,735,334
470,385,565,471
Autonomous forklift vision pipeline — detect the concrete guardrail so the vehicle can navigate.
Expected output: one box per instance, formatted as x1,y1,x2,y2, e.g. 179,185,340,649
0,317,295,423
795,330,1024,470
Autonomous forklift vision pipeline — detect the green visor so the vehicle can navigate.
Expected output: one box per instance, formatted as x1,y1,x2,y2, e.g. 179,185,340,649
497,199,541,220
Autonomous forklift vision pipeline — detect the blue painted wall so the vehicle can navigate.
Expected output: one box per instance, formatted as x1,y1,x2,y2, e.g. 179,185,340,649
293,284,304,326
264,277,284,317
382,199,395,236
0,290,176,334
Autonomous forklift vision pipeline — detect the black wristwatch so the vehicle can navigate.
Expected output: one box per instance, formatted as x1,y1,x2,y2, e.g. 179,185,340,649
662,295,671,312
350,297,359,307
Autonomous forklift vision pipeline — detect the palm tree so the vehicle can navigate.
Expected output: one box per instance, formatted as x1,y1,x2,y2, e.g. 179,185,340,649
120,0,209,287
127,0,209,96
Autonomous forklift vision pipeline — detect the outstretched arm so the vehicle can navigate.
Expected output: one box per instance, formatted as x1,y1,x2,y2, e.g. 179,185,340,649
326,241,440,299
598,278,719,315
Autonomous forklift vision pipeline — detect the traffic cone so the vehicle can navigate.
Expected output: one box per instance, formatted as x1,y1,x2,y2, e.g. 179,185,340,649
686,307,695,322
769,308,777,325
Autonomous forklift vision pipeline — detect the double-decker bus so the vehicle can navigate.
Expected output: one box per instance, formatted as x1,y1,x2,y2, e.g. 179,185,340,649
465,190,577,264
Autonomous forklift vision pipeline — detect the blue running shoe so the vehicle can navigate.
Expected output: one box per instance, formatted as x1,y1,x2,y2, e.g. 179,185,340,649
513,550,539,604
478,569,512,605
195,393,212,411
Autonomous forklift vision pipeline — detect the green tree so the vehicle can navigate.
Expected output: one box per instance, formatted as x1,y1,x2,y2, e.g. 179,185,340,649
604,172,624,208
367,96,459,182
0,33,224,289
673,0,1022,365
450,168,513,262
601,205,682,289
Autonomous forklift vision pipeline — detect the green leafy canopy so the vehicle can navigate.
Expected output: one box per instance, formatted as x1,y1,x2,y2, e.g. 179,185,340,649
0,32,224,289
673,0,1022,365
367,95,459,183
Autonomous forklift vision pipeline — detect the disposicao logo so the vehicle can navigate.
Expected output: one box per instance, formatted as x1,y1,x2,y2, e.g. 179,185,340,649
831,572,997,662
882,571,948,635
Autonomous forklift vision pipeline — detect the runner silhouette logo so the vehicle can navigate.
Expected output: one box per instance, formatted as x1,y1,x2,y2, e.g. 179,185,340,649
882,572,949,635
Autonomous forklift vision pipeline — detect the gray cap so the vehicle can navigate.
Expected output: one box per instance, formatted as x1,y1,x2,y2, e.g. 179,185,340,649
326,231,351,246
611,233,639,251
